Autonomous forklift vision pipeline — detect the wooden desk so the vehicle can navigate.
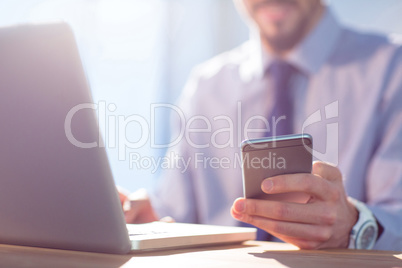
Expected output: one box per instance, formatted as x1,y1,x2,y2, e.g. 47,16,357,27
1,241,401,268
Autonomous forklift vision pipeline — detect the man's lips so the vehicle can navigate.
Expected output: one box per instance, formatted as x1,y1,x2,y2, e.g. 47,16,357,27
253,0,297,11
252,0,297,22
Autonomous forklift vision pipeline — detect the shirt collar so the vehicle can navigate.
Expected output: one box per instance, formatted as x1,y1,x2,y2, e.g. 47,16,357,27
239,33,265,82
240,7,342,80
287,8,342,75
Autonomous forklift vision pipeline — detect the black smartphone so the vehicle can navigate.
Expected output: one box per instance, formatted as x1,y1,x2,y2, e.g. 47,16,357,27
241,134,313,203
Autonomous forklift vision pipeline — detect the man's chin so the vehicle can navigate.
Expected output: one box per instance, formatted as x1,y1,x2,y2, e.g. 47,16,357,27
259,14,312,54
262,31,302,54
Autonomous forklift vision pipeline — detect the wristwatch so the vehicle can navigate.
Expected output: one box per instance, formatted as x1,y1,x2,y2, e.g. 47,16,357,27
348,197,378,250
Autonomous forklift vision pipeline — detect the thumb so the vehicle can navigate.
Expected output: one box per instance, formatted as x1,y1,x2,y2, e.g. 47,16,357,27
312,161,342,182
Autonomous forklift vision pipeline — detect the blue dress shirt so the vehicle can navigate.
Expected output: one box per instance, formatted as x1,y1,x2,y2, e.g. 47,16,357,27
149,8,402,250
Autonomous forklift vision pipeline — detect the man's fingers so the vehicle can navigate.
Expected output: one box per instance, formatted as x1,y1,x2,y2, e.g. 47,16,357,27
124,191,159,224
124,205,138,223
232,198,335,225
160,216,176,223
261,173,334,201
238,213,331,243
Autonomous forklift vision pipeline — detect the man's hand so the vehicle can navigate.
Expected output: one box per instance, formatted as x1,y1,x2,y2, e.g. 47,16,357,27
119,188,159,224
231,161,359,249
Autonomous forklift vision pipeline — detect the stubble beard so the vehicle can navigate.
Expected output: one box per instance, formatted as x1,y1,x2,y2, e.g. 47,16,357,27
262,13,312,54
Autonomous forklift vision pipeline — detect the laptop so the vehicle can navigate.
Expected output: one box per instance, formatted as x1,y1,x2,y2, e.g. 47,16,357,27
0,22,256,254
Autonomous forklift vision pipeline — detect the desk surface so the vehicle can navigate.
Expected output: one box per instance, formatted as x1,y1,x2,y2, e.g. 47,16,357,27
1,241,401,268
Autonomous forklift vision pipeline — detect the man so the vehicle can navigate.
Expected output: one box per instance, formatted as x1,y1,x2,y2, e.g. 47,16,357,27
123,0,402,250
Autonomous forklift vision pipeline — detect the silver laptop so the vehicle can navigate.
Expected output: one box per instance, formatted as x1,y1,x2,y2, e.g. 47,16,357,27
0,22,255,254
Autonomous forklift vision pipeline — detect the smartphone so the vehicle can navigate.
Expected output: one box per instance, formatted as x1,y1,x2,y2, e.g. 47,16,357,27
241,134,313,203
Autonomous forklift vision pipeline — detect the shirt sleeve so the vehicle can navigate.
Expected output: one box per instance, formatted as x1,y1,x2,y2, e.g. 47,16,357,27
366,46,402,250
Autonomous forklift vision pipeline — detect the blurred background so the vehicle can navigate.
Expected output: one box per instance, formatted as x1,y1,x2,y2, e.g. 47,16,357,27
1,0,402,192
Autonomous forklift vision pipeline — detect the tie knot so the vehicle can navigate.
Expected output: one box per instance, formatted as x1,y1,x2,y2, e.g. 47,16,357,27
269,60,296,82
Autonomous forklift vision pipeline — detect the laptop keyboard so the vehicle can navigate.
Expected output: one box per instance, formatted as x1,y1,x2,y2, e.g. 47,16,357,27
127,223,169,237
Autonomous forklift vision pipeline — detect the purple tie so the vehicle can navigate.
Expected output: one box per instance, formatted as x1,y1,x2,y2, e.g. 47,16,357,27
240,61,297,241
269,60,296,137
